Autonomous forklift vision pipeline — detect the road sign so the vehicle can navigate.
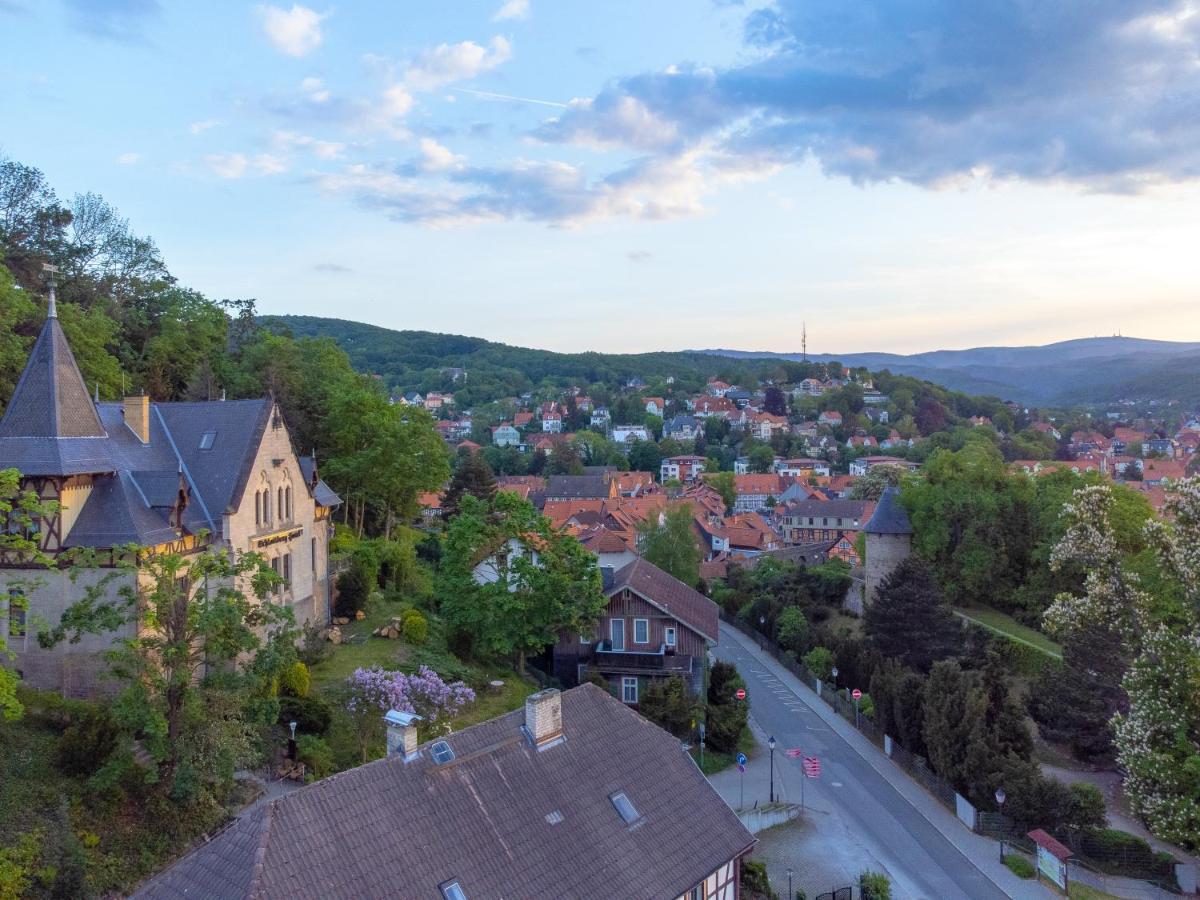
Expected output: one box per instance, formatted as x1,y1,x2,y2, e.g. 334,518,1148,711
737,763,746,773
785,748,803,759
736,752,747,766
803,756,821,778
736,688,746,701
852,689,862,701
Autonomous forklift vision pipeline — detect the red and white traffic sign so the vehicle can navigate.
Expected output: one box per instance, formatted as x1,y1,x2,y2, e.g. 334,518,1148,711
803,756,821,778
735,688,746,701
852,689,863,701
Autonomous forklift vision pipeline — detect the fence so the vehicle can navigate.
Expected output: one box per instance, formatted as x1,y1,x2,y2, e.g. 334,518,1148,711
720,613,1189,896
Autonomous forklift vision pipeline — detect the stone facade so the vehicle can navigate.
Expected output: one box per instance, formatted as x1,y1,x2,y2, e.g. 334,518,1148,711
864,531,911,604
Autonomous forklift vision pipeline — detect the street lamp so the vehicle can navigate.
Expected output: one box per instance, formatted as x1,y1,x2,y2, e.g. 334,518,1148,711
787,867,793,900
768,735,777,803
830,665,838,686
995,787,1007,862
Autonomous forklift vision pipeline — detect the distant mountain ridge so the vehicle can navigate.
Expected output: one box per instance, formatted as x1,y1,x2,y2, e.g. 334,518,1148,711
697,337,1200,405
269,315,1200,407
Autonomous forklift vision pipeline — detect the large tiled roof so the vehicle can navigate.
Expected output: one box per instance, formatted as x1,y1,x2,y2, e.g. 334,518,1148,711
545,474,610,500
609,557,720,642
132,684,754,900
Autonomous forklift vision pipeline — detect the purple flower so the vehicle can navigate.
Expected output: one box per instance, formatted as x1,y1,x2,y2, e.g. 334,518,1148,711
346,665,475,723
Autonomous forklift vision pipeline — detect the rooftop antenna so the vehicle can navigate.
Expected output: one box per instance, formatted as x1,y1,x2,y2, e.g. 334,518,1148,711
801,321,808,362
42,263,60,318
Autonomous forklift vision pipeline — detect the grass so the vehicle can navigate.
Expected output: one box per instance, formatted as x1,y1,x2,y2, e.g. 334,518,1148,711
1003,854,1036,878
954,605,1063,659
691,728,757,776
1068,884,1121,900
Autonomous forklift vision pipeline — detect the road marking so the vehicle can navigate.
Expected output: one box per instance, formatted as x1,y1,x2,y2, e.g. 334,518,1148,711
831,782,843,788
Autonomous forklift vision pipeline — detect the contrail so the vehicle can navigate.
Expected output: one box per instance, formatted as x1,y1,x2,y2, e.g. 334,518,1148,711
454,88,569,108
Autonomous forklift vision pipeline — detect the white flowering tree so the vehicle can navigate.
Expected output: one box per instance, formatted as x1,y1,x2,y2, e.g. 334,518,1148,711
1046,480,1200,847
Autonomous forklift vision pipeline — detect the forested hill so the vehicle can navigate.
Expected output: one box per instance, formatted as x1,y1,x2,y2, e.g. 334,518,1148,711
267,315,806,404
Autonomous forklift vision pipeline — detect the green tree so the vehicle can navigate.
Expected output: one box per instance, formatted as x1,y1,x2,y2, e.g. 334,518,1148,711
921,660,993,799
437,492,605,673
775,606,809,655
869,659,928,756
863,557,961,672
638,675,700,738
442,450,497,517
850,464,907,501
706,661,749,753
748,444,775,474
41,546,293,799
637,504,702,587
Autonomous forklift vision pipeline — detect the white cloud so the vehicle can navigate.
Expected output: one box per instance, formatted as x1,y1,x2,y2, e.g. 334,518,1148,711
300,76,331,102
116,152,140,165
405,36,511,91
189,118,221,134
205,152,288,179
258,4,326,58
492,0,530,22
417,138,463,172
273,130,346,160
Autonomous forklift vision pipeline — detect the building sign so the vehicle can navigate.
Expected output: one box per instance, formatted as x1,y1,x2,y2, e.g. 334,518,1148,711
256,527,303,548
1036,846,1067,889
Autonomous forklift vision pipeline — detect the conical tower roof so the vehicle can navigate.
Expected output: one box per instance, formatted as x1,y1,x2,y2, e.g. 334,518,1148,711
864,486,912,535
0,304,106,439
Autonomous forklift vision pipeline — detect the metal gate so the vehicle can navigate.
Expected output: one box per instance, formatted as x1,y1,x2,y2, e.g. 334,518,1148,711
815,887,852,900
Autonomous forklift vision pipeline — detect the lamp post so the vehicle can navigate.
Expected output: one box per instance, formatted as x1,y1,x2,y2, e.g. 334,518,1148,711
768,735,777,803
787,867,793,900
830,665,838,687
995,787,1007,861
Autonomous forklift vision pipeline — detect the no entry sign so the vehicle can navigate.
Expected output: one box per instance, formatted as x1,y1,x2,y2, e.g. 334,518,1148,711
736,688,746,700
852,689,862,701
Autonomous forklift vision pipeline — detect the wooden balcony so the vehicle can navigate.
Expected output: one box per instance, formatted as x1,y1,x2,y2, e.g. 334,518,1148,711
591,641,693,674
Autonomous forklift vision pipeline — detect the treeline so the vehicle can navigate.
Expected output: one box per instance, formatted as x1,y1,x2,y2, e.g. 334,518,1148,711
0,154,448,532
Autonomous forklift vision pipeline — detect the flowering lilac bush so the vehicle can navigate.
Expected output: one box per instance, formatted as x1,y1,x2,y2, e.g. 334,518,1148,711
347,665,474,722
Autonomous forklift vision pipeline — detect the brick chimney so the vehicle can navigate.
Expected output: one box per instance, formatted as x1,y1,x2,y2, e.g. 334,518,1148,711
524,688,564,750
123,394,150,444
383,710,421,761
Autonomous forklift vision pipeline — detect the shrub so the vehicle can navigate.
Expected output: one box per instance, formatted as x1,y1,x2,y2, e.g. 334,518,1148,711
776,607,810,655
278,695,332,736
296,735,334,780
802,647,834,681
1078,829,1167,878
1004,854,1035,878
56,705,120,776
401,609,428,644
740,859,776,899
298,618,333,666
334,568,370,617
859,870,891,900
639,676,699,739
280,661,311,698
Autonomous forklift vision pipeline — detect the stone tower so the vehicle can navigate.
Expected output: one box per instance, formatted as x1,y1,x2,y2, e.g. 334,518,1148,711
863,486,913,605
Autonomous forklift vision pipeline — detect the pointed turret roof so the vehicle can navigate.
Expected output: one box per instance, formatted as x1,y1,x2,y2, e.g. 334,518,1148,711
864,486,912,535
0,305,106,440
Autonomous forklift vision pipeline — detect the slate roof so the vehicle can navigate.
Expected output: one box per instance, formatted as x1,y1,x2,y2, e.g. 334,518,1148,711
132,684,754,900
608,557,720,642
545,474,610,500
864,487,912,535
0,312,340,547
0,311,106,439
780,498,872,521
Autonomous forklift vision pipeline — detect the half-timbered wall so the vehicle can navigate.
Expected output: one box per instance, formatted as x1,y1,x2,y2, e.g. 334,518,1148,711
674,857,740,900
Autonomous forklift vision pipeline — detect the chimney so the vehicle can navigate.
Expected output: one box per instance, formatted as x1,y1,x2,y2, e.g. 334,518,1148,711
383,710,422,761
124,394,150,444
524,689,564,750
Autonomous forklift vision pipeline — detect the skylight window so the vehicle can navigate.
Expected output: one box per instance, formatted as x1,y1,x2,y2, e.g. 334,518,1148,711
610,791,639,824
431,740,455,764
439,880,467,900
198,431,216,450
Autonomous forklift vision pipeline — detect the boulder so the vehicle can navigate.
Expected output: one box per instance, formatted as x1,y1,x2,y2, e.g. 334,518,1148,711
355,610,366,620
327,627,343,645
332,616,350,626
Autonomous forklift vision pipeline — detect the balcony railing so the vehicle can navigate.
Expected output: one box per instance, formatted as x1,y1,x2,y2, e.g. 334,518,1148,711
592,641,691,672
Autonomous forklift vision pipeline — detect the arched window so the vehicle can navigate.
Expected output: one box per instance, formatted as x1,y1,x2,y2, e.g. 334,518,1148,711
255,491,261,526
285,486,292,520
277,487,284,521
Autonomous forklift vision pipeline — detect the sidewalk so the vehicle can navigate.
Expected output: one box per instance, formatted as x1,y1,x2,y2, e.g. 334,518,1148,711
720,624,1050,900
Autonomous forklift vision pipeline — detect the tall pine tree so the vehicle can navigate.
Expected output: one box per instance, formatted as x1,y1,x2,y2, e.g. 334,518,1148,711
864,556,961,672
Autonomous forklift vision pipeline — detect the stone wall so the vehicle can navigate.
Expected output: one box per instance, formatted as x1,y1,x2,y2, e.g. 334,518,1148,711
864,531,911,605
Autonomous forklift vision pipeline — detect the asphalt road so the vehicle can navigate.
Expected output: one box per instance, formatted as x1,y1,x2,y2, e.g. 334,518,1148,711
715,623,1013,900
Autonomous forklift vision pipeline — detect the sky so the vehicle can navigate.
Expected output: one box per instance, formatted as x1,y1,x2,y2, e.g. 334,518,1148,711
3,0,1200,355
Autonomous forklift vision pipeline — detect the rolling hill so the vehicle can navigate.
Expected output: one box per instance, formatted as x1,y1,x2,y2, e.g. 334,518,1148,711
268,315,1200,407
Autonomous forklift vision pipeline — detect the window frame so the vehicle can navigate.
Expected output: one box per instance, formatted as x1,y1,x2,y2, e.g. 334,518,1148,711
664,626,676,648
621,676,638,704
7,589,27,651
633,618,649,645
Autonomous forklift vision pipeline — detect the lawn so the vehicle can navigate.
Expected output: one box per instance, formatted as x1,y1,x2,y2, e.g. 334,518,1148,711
691,728,757,776
954,605,1062,659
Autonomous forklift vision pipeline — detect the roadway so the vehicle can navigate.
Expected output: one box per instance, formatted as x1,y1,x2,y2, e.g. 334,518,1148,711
714,622,1025,900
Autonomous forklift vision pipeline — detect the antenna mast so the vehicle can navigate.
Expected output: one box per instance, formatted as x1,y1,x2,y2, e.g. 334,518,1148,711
42,263,60,318
801,321,807,362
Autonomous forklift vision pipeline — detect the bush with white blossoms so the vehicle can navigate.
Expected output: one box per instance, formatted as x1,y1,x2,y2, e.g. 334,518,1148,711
1047,479,1200,848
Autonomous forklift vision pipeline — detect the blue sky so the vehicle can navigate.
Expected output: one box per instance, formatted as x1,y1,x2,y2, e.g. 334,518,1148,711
3,0,1199,354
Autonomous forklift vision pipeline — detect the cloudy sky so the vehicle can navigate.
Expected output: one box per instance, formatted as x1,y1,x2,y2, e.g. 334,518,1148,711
4,0,1200,354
